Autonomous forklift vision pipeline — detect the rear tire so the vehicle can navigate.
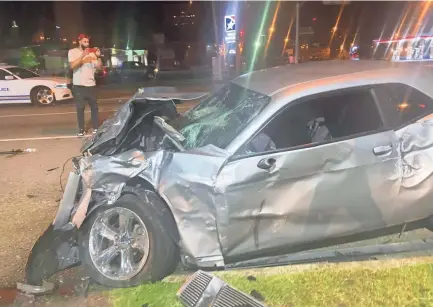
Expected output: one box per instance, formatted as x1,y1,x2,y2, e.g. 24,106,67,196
31,86,56,106
78,189,179,287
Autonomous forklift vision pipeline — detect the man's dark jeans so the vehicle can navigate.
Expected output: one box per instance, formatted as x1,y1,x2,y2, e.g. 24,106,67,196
72,85,99,131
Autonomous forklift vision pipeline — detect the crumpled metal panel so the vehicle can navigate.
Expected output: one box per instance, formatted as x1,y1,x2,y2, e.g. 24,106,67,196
214,130,402,259
78,149,150,205
137,145,229,266
81,94,135,154
392,119,433,222
81,87,201,155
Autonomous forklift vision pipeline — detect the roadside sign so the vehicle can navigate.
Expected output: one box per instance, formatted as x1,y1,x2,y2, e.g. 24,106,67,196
225,15,236,32
224,15,236,43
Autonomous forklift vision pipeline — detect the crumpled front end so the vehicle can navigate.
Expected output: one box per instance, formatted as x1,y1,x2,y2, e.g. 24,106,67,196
25,149,152,285
25,88,197,285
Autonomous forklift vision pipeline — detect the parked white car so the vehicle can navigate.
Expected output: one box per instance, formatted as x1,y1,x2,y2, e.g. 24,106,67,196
0,64,73,106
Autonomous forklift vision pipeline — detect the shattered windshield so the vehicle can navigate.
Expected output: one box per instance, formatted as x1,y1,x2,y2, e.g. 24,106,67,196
171,83,271,150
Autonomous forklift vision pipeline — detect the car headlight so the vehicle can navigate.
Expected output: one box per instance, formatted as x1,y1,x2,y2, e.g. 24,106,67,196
54,84,68,89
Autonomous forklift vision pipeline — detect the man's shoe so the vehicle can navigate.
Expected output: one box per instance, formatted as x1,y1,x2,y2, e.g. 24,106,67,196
77,130,85,137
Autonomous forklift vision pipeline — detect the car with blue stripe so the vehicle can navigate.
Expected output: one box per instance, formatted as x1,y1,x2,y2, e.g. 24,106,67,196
0,64,72,106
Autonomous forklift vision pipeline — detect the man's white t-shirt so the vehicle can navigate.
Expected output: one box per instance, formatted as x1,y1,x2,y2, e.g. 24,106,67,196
68,48,97,87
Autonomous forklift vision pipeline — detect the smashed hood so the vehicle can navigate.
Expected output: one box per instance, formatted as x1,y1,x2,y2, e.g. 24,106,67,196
82,87,209,155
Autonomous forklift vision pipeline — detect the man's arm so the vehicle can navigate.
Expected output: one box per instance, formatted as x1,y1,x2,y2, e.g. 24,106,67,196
95,57,102,69
95,49,102,69
68,49,89,70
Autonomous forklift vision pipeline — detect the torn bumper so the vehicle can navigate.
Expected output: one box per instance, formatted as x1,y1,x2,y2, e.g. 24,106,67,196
25,223,80,285
26,170,82,285
26,149,151,284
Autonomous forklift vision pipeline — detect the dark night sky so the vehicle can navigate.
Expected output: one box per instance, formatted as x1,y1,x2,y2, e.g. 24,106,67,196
0,1,414,51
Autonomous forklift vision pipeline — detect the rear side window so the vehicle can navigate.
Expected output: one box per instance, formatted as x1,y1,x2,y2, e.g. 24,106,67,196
374,84,433,128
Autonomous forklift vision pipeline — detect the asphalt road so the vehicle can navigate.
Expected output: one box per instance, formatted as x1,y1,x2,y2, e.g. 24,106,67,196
0,84,205,141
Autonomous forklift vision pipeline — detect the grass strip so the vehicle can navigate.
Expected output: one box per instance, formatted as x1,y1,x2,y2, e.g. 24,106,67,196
109,260,433,307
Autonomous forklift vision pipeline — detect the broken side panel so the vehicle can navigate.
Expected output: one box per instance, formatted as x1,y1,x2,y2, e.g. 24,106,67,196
214,130,401,261
149,146,229,267
392,119,433,222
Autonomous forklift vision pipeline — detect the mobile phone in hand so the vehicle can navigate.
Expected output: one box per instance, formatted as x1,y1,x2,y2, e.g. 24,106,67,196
86,48,98,53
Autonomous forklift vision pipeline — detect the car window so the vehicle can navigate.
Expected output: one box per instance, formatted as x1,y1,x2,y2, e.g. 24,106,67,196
373,83,433,129
237,88,383,156
169,84,271,150
6,67,38,79
0,69,11,80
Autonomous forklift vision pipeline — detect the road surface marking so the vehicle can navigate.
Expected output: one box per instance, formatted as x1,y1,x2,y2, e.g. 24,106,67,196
0,135,81,142
0,105,192,118
0,110,118,118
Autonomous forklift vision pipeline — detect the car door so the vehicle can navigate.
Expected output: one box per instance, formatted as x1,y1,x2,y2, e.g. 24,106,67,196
215,86,401,260
373,83,433,224
0,68,30,103
5,67,36,101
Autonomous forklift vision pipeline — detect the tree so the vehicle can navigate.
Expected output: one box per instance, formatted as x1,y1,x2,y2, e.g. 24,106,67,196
20,48,39,69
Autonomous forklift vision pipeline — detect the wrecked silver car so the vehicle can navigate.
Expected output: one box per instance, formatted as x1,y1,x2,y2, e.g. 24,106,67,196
26,60,433,287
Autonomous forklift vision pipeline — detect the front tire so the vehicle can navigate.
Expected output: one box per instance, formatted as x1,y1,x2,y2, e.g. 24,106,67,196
31,86,56,106
78,190,179,287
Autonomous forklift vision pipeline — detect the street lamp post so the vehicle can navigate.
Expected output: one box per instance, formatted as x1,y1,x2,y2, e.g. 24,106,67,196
294,2,305,64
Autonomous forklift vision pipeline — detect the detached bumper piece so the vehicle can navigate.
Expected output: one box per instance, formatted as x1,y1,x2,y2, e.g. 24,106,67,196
177,270,266,307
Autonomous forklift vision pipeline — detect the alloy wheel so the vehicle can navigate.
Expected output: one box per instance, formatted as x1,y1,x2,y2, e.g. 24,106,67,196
88,207,150,281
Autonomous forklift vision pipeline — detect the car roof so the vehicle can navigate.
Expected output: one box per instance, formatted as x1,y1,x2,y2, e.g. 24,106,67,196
231,60,433,97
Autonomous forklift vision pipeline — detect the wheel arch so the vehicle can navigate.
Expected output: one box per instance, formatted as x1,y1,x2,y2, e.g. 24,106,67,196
123,176,181,245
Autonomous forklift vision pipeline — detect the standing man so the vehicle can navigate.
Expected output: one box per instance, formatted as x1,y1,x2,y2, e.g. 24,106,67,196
68,34,102,137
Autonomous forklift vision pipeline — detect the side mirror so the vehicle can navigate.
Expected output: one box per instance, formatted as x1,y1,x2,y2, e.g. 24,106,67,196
5,76,14,80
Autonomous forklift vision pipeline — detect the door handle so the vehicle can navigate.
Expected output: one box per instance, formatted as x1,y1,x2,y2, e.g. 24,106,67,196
257,158,276,170
373,144,393,156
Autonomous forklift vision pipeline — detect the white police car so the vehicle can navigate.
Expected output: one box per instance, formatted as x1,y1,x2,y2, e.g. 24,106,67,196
0,64,73,106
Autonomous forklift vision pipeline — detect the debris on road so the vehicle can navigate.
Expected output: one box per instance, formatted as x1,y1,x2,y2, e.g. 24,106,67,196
12,291,35,307
16,281,55,295
0,148,37,157
177,270,267,307
46,167,59,172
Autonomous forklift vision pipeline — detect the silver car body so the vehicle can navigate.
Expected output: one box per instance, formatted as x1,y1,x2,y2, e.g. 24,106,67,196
105,60,433,267
29,61,433,282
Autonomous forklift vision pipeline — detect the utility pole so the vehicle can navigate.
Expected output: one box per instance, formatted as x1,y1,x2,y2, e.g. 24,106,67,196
295,2,306,64
295,2,300,64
